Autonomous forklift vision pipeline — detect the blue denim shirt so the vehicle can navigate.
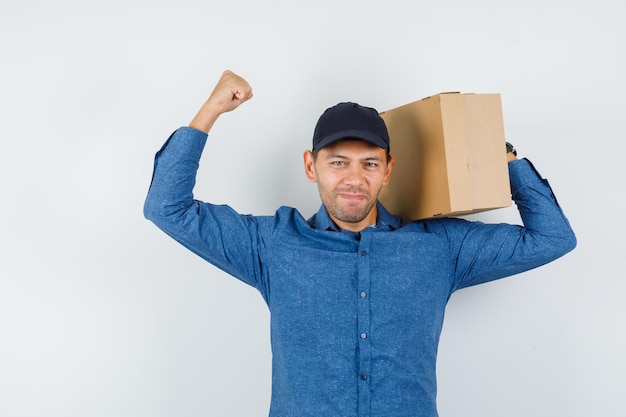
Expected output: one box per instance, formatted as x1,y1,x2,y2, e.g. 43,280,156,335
144,127,576,417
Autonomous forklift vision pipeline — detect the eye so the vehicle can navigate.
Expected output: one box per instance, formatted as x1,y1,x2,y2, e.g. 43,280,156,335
331,160,346,166
364,162,378,168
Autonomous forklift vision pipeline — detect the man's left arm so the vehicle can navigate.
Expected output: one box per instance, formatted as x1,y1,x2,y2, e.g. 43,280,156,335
449,147,577,289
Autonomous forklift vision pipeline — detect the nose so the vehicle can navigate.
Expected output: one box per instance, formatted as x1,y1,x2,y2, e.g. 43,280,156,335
342,164,365,186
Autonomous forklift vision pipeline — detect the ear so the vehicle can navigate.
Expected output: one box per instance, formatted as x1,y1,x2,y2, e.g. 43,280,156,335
303,150,317,182
382,154,396,186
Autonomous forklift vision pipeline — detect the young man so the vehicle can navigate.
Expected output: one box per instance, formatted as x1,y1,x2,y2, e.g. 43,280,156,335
144,70,576,417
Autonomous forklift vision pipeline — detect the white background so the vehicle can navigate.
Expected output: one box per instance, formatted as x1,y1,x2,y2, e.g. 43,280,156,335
1,0,624,416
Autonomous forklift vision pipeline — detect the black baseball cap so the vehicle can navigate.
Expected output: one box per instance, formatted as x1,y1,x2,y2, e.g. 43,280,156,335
312,102,390,152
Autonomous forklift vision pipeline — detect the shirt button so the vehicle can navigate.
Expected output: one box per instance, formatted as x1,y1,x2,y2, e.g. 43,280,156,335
360,291,366,298
360,374,367,381
360,251,366,256
360,333,367,339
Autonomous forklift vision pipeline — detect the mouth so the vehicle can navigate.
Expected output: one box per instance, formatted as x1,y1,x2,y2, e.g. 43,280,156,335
336,191,368,201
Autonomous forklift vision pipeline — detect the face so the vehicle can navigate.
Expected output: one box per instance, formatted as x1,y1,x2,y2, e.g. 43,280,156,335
304,140,395,232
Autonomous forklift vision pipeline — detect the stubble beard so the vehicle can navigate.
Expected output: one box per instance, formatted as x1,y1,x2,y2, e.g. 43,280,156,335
320,185,379,224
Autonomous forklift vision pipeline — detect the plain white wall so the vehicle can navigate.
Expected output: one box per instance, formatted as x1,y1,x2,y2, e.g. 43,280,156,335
1,0,624,416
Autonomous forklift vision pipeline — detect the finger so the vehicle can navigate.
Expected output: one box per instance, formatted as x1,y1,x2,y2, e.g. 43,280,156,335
232,87,253,101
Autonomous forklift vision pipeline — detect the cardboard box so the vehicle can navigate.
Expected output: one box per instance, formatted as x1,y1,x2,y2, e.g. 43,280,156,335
379,92,511,220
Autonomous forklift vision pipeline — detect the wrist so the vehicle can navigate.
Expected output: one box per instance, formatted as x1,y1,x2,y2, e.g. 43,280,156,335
189,102,221,133
506,141,518,162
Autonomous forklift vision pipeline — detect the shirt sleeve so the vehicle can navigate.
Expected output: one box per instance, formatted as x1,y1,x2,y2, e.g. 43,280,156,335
143,127,265,290
447,158,577,291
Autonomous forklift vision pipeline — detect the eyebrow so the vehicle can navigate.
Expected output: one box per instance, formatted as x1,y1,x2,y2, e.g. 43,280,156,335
325,153,384,162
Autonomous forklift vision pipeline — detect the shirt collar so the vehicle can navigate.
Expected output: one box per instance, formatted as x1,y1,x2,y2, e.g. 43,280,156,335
308,201,401,232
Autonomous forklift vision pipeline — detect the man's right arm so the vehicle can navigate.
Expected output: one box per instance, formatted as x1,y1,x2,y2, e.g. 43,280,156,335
143,71,263,288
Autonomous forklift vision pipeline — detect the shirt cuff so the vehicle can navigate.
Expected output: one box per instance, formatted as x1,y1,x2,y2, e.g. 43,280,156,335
508,158,558,201
157,126,208,159
508,158,545,187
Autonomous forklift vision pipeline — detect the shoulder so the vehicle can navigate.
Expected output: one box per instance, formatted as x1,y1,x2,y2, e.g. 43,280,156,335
251,206,310,235
395,216,478,236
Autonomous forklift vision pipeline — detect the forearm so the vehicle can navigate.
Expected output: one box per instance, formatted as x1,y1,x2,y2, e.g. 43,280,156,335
508,158,577,258
143,127,208,223
189,102,222,134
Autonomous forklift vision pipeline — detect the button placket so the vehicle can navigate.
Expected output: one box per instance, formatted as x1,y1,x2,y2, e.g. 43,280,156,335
356,234,372,416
